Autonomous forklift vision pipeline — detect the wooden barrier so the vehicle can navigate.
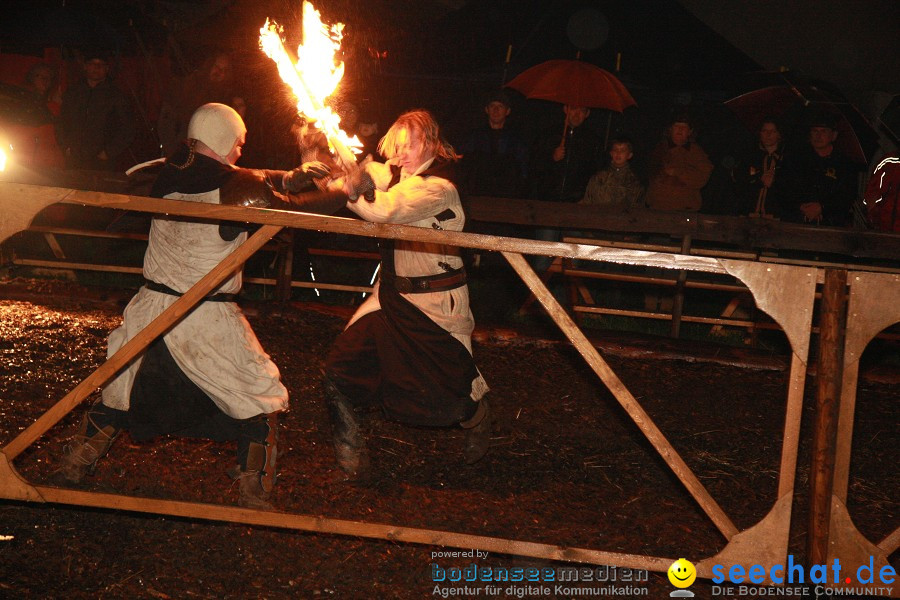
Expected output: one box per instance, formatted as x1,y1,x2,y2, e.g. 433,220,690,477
8,195,899,342
0,182,897,595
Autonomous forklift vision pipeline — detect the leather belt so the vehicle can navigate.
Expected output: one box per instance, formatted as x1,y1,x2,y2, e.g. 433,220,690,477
381,267,467,294
144,279,238,303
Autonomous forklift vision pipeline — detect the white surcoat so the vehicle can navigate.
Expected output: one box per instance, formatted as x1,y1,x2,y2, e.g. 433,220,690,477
102,187,288,419
346,158,488,400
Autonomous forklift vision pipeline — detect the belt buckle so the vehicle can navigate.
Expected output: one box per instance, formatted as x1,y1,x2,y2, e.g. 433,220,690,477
395,276,413,294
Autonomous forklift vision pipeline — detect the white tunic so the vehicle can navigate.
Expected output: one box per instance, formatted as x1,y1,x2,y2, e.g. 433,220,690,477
346,158,488,400
101,188,288,419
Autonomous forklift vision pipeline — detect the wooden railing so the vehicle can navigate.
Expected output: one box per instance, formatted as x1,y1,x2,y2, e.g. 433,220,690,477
2,167,899,340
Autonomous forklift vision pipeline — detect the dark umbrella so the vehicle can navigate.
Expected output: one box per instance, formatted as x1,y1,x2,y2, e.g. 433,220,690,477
505,59,636,111
724,71,879,165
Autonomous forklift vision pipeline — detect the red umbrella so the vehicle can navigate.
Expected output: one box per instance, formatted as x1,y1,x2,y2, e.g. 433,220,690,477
724,77,879,165
505,59,636,111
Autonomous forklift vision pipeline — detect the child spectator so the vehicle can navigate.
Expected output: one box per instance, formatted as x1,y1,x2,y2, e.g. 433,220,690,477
581,135,644,208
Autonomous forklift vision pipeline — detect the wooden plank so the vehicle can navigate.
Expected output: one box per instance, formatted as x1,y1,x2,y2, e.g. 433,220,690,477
24,485,682,575
0,183,730,275
573,306,764,329
807,269,848,566
778,353,808,499
881,526,900,556
561,268,747,292
308,248,379,259
28,225,149,241
563,235,759,260
5,183,900,264
835,273,900,503
0,186,72,244
466,196,900,262
503,250,740,540
41,233,66,259
2,225,283,460
14,258,143,275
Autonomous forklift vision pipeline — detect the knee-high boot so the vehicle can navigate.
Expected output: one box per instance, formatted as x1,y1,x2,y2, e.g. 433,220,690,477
237,412,279,509
52,401,124,485
322,376,370,480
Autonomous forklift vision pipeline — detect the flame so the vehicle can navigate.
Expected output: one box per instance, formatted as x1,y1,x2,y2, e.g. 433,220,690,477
259,1,361,166
0,145,7,172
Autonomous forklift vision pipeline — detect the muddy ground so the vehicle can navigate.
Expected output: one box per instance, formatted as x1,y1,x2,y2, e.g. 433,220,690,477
0,280,897,599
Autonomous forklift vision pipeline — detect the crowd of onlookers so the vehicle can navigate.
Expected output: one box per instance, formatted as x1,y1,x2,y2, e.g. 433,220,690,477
453,88,898,233
2,50,897,234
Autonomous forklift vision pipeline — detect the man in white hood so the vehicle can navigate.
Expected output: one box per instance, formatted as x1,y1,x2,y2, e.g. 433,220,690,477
54,103,344,508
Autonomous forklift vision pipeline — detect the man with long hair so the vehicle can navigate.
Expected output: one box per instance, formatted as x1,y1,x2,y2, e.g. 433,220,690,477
324,109,491,481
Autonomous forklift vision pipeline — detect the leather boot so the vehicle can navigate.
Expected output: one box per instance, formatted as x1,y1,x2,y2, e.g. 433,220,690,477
52,404,121,485
238,413,278,510
461,398,491,465
322,377,370,480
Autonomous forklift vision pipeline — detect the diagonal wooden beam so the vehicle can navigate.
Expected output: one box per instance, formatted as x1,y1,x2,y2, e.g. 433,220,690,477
2,224,283,460
502,250,739,540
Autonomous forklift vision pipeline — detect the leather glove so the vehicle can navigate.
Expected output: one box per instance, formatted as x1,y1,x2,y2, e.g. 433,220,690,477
346,168,376,202
284,161,331,192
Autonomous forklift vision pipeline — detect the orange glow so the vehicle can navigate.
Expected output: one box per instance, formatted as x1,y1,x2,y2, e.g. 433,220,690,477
0,145,7,172
260,1,361,168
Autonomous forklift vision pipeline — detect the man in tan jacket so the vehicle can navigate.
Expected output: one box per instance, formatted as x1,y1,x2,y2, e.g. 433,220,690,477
645,111,713,212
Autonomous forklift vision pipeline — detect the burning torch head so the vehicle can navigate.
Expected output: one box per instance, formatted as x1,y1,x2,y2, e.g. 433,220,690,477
188,103,248,161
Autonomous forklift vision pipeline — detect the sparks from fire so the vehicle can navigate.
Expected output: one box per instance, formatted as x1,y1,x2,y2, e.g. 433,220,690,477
259,1,362,170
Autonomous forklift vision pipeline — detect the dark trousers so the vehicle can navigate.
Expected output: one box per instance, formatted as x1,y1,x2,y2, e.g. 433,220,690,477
325,294,479,427
94,337,273,469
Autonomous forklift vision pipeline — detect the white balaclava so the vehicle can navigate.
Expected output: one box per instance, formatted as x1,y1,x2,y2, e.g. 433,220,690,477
187,103,247,158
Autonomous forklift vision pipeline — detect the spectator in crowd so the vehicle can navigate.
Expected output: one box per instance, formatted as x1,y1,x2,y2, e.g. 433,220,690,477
732,117,789,218
57,49,135,171
157,49,246,157
52,103,342,509
530,104,601,203
354,105,382,162
782,112,859,226
645,110,713,212
323,109,491,482
528,104,602,276
331,99,381,163
333,100,360,137
863,152,900,232
581,135,644,209
458,89,529,198
4,62,65,169
24,62,62,116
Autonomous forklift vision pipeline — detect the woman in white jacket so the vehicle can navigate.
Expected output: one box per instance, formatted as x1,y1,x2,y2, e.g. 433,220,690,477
324,109,491,481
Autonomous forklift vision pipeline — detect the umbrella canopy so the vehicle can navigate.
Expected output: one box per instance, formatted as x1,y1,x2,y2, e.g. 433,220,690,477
724,75,879,165
505,59,636,112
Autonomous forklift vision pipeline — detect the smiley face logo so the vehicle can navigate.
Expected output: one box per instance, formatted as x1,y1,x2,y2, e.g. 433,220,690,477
667,558,696,588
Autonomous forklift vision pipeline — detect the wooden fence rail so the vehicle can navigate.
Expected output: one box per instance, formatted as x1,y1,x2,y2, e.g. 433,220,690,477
6,198,900,340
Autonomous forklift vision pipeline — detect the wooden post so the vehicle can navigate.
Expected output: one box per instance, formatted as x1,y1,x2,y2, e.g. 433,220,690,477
670,234,691,338
274,230,295,302
807,268,848,565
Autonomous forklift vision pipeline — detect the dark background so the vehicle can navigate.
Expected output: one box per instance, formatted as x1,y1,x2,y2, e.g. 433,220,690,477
1,0,897,189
